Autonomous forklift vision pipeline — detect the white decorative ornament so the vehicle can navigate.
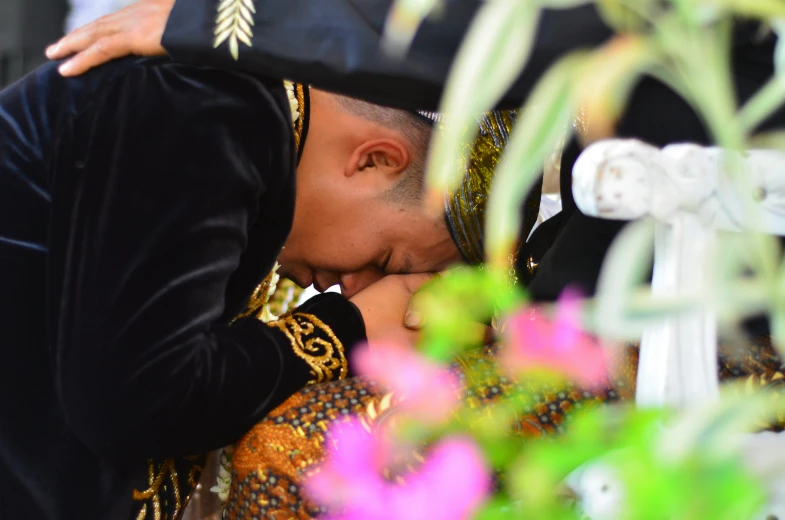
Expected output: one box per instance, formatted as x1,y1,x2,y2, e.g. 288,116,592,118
567,139,785,519
573,140,785,408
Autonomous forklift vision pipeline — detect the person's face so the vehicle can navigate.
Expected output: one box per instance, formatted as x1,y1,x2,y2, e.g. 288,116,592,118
278,91,461,298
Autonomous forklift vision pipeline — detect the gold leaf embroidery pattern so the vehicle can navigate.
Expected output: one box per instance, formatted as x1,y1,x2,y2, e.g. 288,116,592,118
267,313,348,385
133,459,178,520
213,0,256,60
133,456,204,520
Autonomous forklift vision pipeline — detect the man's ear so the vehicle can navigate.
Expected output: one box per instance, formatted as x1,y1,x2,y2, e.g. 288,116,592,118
346,139,410,187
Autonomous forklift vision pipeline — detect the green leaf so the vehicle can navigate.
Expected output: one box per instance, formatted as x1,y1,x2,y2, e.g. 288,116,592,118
737,76,785,135
748,129,785,150
381,0,443,57
416,267,525,361
593,219,656,339
596,0,653,32
770,257,785,351
703,0,785,19
484,52,587,266
538,0,594,7
661,386,785,461
424,0,541,212
472,496,521,520
776,20,785,77
575,34,657,141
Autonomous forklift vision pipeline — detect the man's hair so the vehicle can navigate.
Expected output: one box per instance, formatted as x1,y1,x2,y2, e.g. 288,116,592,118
331,94,432,205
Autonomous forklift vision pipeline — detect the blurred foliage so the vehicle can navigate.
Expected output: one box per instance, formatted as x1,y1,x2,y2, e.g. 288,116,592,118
343,0,785,518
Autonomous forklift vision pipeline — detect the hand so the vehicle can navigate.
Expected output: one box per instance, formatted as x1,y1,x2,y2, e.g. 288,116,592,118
46,0,173,77
402,272,497,345
349,274,434,346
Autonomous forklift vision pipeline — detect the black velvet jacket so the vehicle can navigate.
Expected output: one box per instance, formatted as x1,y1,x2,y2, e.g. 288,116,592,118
160,0,785,300
0,57,365,519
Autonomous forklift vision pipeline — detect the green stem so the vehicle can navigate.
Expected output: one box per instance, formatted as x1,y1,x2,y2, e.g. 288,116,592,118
737,76,785,135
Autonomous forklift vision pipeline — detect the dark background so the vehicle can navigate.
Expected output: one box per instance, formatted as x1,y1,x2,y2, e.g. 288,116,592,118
0,0,68,88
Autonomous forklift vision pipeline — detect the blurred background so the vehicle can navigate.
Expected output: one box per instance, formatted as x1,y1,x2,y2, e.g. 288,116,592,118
0,0,134,87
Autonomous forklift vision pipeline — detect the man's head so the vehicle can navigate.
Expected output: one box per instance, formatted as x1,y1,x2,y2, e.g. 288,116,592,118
279,89,460,298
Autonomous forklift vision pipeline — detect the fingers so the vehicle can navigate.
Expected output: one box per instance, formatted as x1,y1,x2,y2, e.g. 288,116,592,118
56,36,127,76
402,272,442,328
404,307,422,329
46,14,120,60
401,272,436,293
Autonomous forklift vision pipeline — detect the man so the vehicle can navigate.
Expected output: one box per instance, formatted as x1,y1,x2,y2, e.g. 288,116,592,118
47,0,785,300
0,54,474,519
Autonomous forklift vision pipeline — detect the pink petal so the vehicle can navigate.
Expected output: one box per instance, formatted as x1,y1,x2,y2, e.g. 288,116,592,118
306,422,491,520
389,437,491,520
304,419,384,508
502,288,609,387
354,343,461,424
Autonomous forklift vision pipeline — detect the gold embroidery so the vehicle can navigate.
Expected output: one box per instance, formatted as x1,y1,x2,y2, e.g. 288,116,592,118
235,269,278,321
444,111,516,265
267,313,348,384
360,392,397,433
293,83,307,151
133,459,182,520
214,0,256,60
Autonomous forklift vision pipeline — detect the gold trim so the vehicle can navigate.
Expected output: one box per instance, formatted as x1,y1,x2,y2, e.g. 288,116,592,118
293,83,306,151
235,268,277,321
133,459,182,520
213,0,256,60
267,312,348,384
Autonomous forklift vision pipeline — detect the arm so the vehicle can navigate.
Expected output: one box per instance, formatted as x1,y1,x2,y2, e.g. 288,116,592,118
47,0,613,111
46,59,366,459
160,0,612,111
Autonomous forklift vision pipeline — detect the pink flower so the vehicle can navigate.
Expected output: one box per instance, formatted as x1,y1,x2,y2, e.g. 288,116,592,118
353,343,461,425
305,418,491,520
501,287,608,387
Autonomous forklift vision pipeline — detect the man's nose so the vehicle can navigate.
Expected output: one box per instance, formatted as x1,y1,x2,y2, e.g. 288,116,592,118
339,270,386,299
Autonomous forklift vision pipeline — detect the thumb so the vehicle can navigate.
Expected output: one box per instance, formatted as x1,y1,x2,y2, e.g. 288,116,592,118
402,273,436,329
402,272,436,293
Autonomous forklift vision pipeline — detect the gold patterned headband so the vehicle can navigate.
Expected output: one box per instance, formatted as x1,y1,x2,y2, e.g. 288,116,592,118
286,82,310,160
418,110,541,265
289,88,539,264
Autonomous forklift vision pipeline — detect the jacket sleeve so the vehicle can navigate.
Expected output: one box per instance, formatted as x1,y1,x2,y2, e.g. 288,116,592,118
46,60,366,459
160,0,613,111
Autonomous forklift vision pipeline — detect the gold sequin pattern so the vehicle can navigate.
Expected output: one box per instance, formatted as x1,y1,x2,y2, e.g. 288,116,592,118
132,455,205,520
234,269,278,322
221,337,784,519
292,83,307,155
267,312,348,385
445,111,517,265
225,379,384,520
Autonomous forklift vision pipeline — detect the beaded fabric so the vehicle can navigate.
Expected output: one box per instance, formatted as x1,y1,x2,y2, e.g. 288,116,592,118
220,337,785,519
417,110,542,266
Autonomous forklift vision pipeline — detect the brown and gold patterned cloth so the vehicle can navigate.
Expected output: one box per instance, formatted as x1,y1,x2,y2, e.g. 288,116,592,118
217,338,784,520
